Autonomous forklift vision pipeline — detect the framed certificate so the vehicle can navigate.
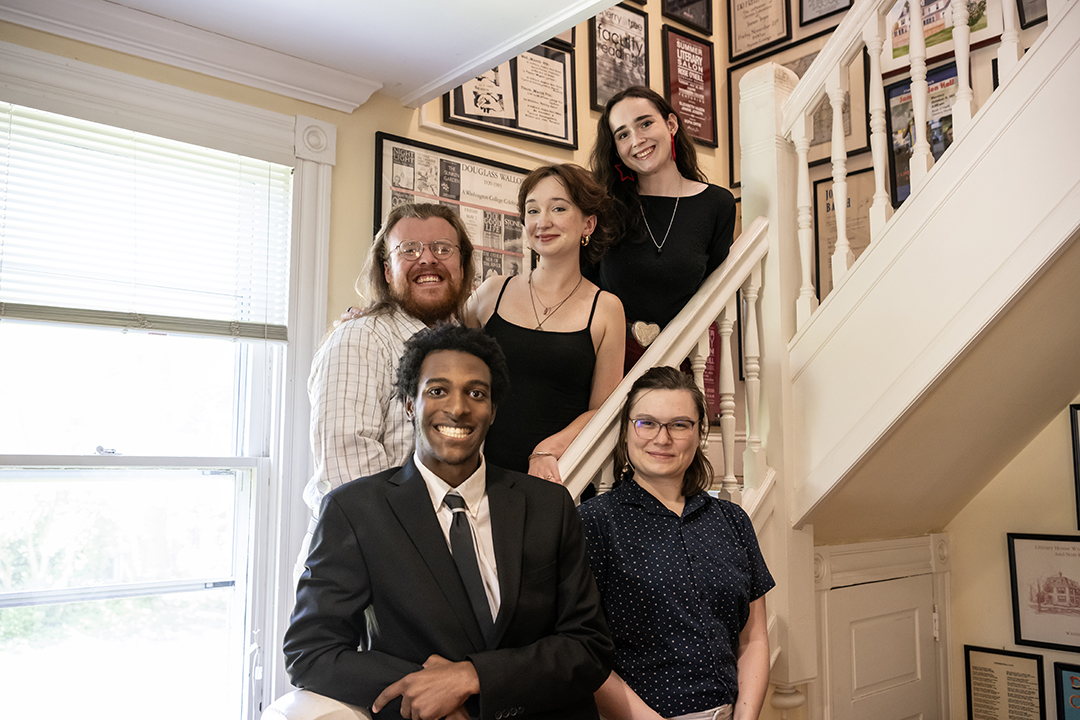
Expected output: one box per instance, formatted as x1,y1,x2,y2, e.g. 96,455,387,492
728,0,792,62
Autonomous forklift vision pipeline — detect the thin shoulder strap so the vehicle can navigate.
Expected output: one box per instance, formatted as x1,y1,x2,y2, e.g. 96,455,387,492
586,289,601,329
492,275,513,313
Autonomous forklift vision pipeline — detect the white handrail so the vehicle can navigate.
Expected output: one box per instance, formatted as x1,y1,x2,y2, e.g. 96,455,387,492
560,216,770,500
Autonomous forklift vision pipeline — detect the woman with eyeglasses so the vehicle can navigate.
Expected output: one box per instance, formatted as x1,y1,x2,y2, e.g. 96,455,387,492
467,163,625,483
578,367,773,720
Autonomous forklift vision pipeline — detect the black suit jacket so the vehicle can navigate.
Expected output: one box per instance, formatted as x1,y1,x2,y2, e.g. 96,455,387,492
284,459,613,720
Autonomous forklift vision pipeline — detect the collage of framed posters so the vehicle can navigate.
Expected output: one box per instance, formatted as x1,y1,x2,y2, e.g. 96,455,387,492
663,26,718,147
374,132,528,287
590,3,650,111
443,43,577,150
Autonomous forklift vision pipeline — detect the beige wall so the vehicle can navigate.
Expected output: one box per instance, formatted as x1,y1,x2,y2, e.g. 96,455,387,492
946,397,1080,719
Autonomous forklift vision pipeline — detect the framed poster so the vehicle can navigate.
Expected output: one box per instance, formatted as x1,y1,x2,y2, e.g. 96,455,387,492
883,0,1003,74
727,29,869,187
802,0,854,26
1072,404,1080,529
965,645,1046,720
1008,533,1080,653
444,43,577,150
663,0,713,35
1057,662,1080,719
884,61,959,207
813,167,874,299
551,27,575,49
728,0,792,62
663,26,718,147
1017,0,1048,28
374,132,528,287
590,3,650,111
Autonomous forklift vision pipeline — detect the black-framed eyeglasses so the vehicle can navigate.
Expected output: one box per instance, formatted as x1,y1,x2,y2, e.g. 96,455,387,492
391,239,459,260
630,417,698,440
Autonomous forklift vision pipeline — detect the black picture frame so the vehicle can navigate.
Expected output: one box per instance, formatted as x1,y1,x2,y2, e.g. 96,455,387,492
549,27,575,50
590,3,650,111
1008,532,1080,653
373,133,528,286
1018,0,1049,29
1056,661,1080,719
965,645,1046,720
728,0,793,63
662,25,718,147
443,42,578,150
663,0,713,35
800,0,854,26
726,28,870,188
1072,404,1080,529
884,60,959,207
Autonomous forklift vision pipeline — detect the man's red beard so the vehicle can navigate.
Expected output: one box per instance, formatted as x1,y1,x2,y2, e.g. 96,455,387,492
393,273,464,325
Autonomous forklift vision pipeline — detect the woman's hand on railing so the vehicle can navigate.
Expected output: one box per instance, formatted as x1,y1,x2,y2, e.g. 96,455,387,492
528,451,562,484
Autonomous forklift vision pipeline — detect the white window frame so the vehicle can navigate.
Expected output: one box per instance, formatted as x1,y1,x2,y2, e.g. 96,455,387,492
0,40,335,713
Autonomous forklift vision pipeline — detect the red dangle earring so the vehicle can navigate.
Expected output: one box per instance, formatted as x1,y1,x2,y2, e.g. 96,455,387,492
670,133,677,161
614,163,636,182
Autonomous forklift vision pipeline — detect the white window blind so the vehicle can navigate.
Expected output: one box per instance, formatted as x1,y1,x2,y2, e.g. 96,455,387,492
0,102,292,340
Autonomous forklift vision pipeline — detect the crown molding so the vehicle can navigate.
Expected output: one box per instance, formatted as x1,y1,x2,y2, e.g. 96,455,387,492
0,0,381,112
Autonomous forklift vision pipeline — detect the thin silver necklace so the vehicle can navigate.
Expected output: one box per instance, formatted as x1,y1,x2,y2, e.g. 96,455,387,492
640,188,681,254
528,273,582,330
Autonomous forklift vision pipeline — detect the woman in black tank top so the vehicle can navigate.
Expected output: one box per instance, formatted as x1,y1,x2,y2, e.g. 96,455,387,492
466,164,625,482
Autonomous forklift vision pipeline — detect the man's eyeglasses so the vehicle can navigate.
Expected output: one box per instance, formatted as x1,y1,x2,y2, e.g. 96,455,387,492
391,240,459,260
630,418,698,440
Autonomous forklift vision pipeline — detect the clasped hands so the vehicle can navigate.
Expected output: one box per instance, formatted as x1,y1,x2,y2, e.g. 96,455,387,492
371,654,480,720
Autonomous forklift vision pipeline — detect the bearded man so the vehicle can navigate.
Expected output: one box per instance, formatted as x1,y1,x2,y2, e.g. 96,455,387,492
297,203,474,578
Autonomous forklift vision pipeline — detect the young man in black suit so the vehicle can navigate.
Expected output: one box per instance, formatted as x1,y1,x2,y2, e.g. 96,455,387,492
284,324,613,720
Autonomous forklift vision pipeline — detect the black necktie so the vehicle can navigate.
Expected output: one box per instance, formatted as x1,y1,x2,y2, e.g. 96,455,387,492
443,493,496,645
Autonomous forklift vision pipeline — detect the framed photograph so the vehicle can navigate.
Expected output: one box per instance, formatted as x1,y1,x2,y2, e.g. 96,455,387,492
728,0,793,62
663,26,718,147
727,29,869,187
883,0,1003,75
663,0,713,35
1072,404,1080,529
374,132,528,287
444,43,577,150
884,61,959,207
590,3,650,111
1017,0,1048,28
965,645,1046,720
1008,532,1080,653
813,167,874,299
802,0,854,26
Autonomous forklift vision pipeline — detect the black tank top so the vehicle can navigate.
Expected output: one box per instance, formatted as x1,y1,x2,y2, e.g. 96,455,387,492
483,276,600,473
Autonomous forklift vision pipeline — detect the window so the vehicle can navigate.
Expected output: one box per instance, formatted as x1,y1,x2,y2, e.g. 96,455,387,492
0,45,332,718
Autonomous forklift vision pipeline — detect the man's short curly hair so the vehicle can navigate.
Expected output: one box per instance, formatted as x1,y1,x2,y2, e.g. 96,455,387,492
395,323,511,406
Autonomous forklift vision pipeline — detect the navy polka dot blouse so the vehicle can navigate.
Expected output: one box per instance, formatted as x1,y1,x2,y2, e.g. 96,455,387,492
578,479,774,717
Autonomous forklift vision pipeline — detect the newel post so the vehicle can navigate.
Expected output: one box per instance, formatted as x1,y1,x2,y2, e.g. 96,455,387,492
739,64,819,703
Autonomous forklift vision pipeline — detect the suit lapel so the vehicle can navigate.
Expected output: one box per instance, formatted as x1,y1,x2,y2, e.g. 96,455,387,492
486,467,525,646
385,459,486,650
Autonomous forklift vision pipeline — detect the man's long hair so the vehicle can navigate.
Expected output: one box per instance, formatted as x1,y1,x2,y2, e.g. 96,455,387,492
355,203,475,321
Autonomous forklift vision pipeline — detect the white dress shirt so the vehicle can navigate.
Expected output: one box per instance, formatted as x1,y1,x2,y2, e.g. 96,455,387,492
416,453,501,622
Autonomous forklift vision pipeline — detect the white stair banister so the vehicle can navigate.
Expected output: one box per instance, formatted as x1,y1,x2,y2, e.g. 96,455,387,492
907,0,933,189
792,114,818,329
741,261,765,491
862,9,892,238
951,0,974,133
998,0,1024,78
717,294,739,503
827,63,853,288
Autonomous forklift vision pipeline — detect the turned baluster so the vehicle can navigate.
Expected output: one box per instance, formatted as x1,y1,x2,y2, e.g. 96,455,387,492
827,64,852,289
689,330,709,397
998,0,1023,78
717,296,739,503
741,261,764,491
908,0,933,189
792,114,817,328
951,0,974,133
863,11,892,239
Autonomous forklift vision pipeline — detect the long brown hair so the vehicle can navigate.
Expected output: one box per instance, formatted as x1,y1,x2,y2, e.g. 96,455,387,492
613,366,714,496
517,163,615,267
355,203,475,321
588,86,708,245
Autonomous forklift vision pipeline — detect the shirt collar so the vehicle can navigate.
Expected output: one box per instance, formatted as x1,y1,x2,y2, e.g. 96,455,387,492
415,452,488,515
616,477,709,517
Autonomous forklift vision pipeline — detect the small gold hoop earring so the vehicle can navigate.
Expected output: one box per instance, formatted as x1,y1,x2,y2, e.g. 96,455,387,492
581,234,591,247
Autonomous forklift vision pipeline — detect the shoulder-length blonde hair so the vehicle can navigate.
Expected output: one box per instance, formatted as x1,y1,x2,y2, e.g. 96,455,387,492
613,366,714,497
